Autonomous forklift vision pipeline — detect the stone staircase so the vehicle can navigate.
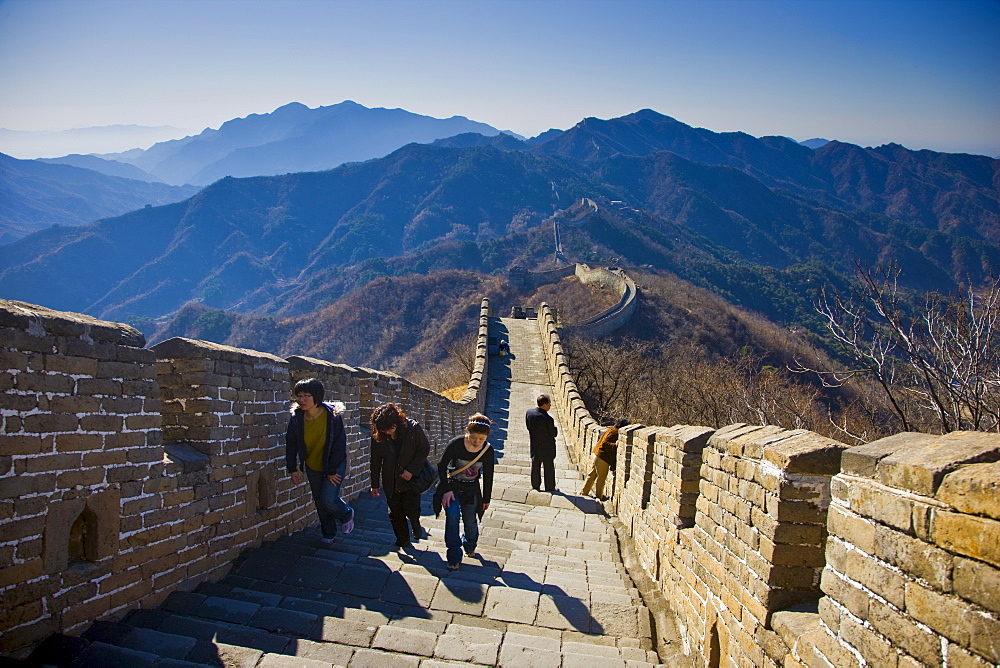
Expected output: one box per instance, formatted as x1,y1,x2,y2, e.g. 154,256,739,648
25,317,662,667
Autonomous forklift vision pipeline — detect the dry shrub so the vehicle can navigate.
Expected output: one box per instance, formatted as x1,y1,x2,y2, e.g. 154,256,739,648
564,336,879,444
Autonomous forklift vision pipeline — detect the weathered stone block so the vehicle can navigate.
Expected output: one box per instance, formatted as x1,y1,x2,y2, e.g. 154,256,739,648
16,373,74,395
3,434,47,456
76,378,121,396
906,580,973,646
874,523,953,591
840,613,897,667
868,596,942,666
845,547,905,610
954,556,1000,613
56,469,106,487
938,461,1000,521
968,608,1000,664
877,432,1000,497
24,413,79,434
759,535,825,568
44,355,99,376
763,432,846,475
932,510,1000,568
841,432,937,478
827,503,876,553
820,567,869,620
846,477,914,532
0,392,37,412
79,415,124,432
765,497,827,524
947,642,996,668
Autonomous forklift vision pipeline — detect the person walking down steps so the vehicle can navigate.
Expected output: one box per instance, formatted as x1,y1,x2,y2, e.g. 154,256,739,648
525,393,559,492
285,378,355,544
369,403,431,549
435,414,495,571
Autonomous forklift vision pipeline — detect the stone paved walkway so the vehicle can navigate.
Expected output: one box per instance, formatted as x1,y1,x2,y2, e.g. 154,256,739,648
44,317,659,667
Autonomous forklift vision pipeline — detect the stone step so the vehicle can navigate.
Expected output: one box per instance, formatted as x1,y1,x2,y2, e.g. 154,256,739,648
60,577,661,667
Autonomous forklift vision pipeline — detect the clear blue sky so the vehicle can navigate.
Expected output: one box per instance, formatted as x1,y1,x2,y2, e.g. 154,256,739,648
1,0,998,156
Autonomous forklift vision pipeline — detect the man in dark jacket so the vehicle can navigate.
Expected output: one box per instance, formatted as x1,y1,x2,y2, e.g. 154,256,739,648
285,378,354,543
525,394,558,492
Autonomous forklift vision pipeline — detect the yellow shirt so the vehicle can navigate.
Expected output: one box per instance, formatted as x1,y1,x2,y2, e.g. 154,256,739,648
304,413,327,472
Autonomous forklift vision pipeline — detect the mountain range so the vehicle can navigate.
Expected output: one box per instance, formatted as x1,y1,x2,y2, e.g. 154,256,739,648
0,102,510,243
0,152,199,244
100,101,509,185
1,108,996,337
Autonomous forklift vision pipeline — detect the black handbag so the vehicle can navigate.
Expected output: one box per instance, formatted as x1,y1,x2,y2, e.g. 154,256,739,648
408,460,438,494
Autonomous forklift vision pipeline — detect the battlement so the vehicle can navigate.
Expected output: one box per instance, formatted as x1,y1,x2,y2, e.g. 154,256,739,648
0,298,490,654
533,303,1000,667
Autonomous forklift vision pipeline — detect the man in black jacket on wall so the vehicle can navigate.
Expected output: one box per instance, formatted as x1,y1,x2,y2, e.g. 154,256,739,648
525,394,559,492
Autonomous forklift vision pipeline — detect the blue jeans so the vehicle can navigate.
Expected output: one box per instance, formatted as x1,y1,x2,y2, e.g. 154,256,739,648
306,465,353,539
444,495,479,566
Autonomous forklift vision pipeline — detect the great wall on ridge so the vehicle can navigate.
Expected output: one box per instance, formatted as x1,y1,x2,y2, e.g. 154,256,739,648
1,276,997,666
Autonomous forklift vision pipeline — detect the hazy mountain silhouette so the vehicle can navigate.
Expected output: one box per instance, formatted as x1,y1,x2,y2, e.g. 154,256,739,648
104,101,507,185
0,152,199,244
38,154,163,182
800,138,831,149
0,124,189,159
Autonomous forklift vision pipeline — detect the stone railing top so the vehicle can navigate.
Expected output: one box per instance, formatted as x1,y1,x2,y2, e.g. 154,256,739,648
287,355,357,373
709,423,847,474
841,430,1000,497
150,336,287,364
653,425,715,452
0,298,144,347
938,461,1000,520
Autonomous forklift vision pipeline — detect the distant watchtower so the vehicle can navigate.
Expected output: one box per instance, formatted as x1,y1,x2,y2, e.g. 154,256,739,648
508,266,529,288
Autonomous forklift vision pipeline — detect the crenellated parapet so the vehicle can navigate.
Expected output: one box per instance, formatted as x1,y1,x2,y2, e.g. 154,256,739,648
0,297,491,655
533,301,1000,667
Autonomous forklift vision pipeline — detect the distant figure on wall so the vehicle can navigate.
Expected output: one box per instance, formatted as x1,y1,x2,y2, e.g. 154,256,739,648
525,393,559,492
285,378,355,544
582,417,628,502
498,340,510,356
369,403,431,549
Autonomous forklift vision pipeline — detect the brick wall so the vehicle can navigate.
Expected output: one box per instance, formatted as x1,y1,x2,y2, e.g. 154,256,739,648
1,301,161,651
0,297,491,655
799,432,1000,667
534,302,1000,667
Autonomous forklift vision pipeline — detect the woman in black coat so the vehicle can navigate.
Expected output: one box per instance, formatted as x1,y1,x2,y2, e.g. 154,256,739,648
369,403,430,548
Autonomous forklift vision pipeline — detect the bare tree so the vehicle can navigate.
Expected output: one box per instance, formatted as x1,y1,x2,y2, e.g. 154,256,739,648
563,337,655,422
442,331,479,377
564,337,863,441
805,265,1000,434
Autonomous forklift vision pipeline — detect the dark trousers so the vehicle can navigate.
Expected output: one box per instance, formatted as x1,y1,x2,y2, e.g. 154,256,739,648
387,488,422,546
530,454,557,491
